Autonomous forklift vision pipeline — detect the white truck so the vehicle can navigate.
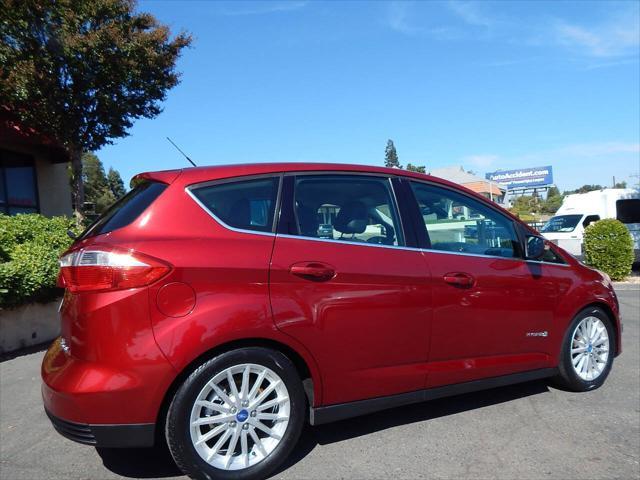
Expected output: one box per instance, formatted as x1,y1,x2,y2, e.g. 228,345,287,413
540,188,640,259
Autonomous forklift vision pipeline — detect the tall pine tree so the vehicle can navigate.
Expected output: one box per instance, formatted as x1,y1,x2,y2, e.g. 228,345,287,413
384,139,401,169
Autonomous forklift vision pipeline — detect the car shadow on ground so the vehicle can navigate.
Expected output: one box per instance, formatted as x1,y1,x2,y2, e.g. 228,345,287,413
0,342,49,363
96,380,550,479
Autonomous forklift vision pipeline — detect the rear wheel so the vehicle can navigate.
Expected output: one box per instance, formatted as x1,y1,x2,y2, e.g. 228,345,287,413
555,307,615,392
166,348,305,480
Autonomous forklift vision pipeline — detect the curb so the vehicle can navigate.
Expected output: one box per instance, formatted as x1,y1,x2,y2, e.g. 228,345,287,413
0,298,61,355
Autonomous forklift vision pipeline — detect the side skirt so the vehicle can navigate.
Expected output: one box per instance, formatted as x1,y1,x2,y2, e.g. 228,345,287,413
310,367,557,426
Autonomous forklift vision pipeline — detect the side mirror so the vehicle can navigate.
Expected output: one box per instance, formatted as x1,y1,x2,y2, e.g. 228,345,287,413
526,236,546,260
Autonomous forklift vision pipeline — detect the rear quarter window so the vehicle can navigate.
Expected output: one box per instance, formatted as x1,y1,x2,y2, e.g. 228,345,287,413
79,181,167,239
189,177,280,233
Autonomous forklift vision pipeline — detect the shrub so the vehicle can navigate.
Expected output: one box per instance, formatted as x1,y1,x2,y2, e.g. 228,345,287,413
0,214,79,308
583,219,634,281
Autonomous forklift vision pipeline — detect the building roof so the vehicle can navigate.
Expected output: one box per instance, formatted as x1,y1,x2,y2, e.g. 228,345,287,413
0,107,69,163
464,181,504,196
429,165,505,193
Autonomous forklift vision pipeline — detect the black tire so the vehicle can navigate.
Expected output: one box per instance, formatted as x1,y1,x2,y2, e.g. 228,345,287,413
554,306,616,392
165,347,305,480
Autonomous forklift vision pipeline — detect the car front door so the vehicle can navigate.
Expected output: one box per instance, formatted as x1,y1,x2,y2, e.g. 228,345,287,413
408,180,560,388
269,173,432,406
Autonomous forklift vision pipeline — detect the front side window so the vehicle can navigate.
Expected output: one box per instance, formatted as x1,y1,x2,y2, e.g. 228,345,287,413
0,149,38,214
411,182,520,258
292,175,404,246
191,177,279,233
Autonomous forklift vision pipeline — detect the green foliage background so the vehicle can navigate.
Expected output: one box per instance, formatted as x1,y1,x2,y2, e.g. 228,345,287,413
0,214,79,308
583,219,634,281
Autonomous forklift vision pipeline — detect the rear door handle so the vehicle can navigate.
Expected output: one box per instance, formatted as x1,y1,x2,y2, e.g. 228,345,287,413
443,272,475,288
290,262,336,281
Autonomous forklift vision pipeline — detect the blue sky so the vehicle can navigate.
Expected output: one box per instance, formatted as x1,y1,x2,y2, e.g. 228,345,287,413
98,0,640,191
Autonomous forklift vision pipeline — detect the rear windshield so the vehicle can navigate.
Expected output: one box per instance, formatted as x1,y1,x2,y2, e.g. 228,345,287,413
617,199,640,224
540,214,582,233
79,181,167,239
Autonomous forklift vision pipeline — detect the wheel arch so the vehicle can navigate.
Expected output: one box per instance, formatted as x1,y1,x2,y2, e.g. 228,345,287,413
155,337,319,441
569,301,620,356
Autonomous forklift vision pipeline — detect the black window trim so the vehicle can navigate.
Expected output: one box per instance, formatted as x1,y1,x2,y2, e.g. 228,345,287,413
185,173,284,237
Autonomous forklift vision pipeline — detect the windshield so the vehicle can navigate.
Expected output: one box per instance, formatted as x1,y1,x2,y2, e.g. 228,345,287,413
541,214,583,233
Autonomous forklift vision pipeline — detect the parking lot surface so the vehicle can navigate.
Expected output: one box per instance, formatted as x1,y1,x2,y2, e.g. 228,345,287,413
1,289,638,480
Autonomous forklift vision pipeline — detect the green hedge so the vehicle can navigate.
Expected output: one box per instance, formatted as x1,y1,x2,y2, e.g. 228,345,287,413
583,219,634,281
0,214,79,308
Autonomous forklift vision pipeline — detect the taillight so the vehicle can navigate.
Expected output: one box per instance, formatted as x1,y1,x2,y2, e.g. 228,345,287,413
59,247,171,293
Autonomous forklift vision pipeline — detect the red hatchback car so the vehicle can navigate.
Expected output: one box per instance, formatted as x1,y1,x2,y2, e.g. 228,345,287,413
42,163,621,480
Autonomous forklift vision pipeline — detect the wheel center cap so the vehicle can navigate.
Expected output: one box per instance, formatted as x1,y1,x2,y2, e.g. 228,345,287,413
236,409,249,423
587,344,593,353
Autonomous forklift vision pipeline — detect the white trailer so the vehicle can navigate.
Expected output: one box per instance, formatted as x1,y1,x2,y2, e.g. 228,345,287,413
541,188,640,257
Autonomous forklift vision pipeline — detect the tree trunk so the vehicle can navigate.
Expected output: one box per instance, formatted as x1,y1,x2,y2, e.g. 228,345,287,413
70,147,85,222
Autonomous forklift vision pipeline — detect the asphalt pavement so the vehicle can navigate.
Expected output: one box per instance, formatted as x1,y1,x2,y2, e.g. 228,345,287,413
1,289,639,480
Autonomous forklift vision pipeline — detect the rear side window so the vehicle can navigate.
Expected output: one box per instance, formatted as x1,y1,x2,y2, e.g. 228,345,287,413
291,175,404,246
80,181,166,239
617,199,640,224
190,177,279,233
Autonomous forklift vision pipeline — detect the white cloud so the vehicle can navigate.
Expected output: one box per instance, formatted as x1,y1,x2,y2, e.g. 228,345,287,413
446,1,494,28
463,154,500,168
554,142,640,157
553,12,640,58
216,1,308,16
387,2,420,35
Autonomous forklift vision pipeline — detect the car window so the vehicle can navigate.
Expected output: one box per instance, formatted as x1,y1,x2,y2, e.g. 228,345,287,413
617,199,640,224
582,215,600,228
292,175,404,246
79,181,167,239
410,182,520,258
191,177,279,233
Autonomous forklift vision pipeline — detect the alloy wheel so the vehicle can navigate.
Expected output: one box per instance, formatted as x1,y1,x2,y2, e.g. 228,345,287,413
189,363,290,471
570,316,609,381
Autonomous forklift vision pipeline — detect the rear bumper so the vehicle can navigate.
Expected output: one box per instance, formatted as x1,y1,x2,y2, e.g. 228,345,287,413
45,409,155,448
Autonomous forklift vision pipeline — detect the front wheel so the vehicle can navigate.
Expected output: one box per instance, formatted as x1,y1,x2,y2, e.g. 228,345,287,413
166,347,305,480
555,307,616,392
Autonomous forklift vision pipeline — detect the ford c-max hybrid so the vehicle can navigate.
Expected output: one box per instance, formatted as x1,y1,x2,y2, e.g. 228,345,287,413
42,163,622,480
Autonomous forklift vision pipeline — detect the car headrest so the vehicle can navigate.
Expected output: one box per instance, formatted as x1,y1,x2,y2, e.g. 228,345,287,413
228,198,251,228
297,204,319,237
334,201,368,234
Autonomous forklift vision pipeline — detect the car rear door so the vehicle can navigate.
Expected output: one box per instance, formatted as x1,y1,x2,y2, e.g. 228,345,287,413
407,180,561,388
269,173,432,406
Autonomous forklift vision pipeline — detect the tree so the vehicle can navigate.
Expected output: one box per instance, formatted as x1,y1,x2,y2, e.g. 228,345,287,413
107,167,126,198
564,184,604,195
0,0,191,219
384,139,401,169
509,195,542,219
73,152,125,214
406,163,426,173
542,186,563,215
613,181,627,189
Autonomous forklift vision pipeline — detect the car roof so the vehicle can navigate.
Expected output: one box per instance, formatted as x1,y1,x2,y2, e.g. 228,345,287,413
135,162,453,187
134,162,537,234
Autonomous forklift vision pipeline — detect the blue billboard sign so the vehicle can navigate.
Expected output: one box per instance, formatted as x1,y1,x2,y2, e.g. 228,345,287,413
485,166,553,189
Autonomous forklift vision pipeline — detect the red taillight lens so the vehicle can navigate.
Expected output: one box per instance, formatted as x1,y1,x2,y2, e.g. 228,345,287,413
59,247,171,293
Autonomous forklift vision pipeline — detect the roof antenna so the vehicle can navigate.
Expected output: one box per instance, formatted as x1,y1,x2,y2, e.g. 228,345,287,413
166,137,197,167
